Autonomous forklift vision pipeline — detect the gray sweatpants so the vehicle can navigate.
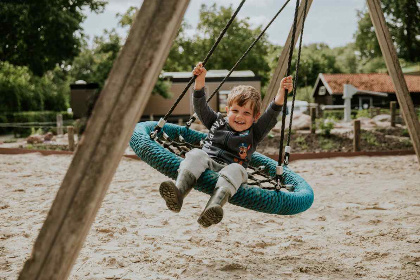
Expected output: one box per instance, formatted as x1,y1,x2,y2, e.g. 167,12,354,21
179,149,248,196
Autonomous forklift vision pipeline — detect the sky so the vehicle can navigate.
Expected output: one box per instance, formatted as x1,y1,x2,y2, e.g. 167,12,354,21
82,0,367,48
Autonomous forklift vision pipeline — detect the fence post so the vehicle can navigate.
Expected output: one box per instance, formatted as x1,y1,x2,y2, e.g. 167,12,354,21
353,120,361,152
56,114,63,136
310,107,316,134
390,101,396,127
67,126,75,151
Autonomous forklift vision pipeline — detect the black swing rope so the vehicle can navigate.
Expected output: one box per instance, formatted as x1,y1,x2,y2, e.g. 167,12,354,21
276,0,308,187
151,0,247,138
185,0,292,127
285,0,309,162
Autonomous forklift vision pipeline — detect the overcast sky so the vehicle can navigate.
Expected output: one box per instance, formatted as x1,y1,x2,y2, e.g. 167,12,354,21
82,0,367,48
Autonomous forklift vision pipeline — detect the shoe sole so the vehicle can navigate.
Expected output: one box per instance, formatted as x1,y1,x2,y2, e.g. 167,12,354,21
197,205,223,227
159,181,181,213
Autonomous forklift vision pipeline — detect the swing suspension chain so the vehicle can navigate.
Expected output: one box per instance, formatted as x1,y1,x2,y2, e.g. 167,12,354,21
284,0,309,166
151,0,247,138
186,0,291,128
276,0,301,186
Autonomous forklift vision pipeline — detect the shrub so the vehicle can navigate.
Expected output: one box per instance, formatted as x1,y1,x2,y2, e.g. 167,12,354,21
323,110,343,119
318,119,335,136
0,62,69,113
356,109,370,119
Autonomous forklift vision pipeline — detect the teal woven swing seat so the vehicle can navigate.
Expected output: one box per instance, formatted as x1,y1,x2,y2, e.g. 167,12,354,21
130,121,314,215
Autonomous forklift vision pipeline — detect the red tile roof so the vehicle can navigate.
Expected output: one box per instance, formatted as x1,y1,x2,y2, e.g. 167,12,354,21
321,73,420,94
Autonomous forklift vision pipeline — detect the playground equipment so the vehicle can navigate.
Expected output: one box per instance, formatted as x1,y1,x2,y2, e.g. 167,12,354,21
18,1,420,279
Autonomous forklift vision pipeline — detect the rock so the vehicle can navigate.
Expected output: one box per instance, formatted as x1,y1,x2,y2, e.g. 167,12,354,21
44,132,54,141
26,135,43,144
290,112,311,130
373,114,391,122
357,117,377,128
272,112,311,132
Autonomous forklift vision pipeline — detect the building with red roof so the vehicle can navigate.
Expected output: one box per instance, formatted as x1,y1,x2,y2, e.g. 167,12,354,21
312,73,420,109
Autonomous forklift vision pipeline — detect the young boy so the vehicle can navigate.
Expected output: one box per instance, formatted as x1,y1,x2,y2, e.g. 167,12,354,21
160,62,293,227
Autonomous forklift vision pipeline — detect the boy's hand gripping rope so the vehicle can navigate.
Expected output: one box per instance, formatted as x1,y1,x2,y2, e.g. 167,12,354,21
150,0,247,138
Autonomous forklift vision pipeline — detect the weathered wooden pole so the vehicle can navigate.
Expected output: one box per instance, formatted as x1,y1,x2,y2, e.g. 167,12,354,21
390,101,396,127
367,0,420,165
18,1,190,279
261,0,313,111
353,120,361,152
67,126,75,152
310,107,316,134
56,114,63,136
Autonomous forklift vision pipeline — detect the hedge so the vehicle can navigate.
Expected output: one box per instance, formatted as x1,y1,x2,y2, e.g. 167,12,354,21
0,111,74,137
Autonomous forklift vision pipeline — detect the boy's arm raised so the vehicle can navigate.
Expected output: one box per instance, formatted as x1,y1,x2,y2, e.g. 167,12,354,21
192,63,218,129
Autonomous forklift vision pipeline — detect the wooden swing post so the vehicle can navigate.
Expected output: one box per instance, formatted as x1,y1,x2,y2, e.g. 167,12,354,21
18,1,190,279
367,0,420,165
261,0,313,111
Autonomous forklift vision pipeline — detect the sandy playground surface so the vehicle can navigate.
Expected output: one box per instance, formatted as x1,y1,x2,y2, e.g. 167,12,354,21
0,153,419,279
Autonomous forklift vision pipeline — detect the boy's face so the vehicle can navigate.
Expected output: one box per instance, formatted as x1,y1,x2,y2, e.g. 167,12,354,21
225,101,260,132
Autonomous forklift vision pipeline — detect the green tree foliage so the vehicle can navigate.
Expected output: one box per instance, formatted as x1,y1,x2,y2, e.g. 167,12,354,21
118,4,273,86
193,4,272,86
0,0,106,76
354,0,420,62
69,27,171,97
70,30,122,89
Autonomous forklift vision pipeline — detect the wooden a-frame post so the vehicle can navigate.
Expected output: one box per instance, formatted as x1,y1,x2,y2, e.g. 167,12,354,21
264,0,420,165
367,0,420,165
261,0,313,111
18,1,190,279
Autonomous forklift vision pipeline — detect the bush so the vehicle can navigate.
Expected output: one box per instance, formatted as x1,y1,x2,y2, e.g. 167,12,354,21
355,109,370,119
323,110,344,119
318,118,335,136
0,62,69,113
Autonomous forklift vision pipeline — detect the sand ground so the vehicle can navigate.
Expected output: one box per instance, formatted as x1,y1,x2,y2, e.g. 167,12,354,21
0,153,419,279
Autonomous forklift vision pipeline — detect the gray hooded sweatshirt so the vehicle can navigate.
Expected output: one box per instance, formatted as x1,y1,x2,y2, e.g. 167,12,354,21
193,88,283,168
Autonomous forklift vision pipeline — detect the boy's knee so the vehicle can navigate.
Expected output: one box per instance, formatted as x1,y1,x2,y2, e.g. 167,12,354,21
221,163,248,182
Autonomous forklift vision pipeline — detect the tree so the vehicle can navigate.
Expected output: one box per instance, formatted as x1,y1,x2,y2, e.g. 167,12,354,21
354,0,420,62
0,0,106,76
193,4,273,86
118,4,273,86
289,44,342,88
70,27,171,97
70,30,122,89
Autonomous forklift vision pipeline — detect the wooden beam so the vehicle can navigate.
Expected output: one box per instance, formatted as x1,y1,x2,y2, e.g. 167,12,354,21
261,0,313,111
18,1,190,279
367,0,420,165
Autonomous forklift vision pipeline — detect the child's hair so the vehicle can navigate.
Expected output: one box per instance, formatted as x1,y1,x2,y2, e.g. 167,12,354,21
227,85,261,116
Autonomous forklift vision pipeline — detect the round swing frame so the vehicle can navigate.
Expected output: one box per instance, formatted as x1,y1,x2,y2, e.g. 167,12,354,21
130,121,314,215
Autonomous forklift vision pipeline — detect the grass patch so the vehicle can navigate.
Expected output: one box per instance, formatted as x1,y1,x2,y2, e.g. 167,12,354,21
362,131,379,146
